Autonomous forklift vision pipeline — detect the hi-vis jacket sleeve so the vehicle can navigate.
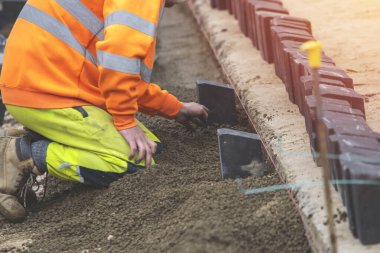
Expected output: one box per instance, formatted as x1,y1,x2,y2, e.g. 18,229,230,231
96,0,183,130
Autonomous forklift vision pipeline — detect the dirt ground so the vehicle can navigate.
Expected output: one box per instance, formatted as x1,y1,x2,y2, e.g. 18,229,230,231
0,4,310,253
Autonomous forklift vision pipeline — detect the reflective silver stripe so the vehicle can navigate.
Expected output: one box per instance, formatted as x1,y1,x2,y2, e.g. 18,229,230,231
96,28,105,41
105,11,156,38
85,50,97,66
58,162,73,170
97,50,141,75
97,50,152,82
76,166,84,183
55,0,104,41
19,5,97,65
141,63,152,83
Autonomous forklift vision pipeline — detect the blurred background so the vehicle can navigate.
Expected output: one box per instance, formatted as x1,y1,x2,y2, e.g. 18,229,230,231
0,0,25,125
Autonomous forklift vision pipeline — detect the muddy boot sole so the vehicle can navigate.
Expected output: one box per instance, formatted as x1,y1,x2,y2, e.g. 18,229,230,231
0,193,26,222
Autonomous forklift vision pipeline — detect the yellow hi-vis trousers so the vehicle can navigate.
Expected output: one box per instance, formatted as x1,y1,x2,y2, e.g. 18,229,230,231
6,105,160,187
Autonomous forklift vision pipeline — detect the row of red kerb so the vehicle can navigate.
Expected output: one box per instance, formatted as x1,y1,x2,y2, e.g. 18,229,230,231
210,0,380,246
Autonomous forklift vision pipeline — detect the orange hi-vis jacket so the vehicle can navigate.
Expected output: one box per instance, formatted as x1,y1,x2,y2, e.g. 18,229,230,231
0,0,183,130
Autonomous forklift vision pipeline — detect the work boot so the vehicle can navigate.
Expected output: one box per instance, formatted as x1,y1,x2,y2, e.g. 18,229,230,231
0,127,28,137
0,135,41,222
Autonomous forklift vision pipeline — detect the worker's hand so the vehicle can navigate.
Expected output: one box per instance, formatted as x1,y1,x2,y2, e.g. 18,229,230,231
119,126,157,169
175,102,209,131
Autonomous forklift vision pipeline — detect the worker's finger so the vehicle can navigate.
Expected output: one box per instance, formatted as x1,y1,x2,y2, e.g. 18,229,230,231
144,139,155,169
149,139,157,154
200,108,208,123
189,121,198,131
143,136,156,153
136,140,147,163
184,120,196,132
191,117,204,127
145,151,153,170
128,138,138,160
202,105,210,113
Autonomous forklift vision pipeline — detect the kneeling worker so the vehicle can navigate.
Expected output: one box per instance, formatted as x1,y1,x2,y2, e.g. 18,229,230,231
0,0,208,222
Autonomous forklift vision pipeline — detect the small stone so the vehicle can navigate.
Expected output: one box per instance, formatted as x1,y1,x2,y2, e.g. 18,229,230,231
107,235,114,241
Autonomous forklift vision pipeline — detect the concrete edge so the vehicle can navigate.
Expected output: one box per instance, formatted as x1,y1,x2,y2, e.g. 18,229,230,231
187,0,380,252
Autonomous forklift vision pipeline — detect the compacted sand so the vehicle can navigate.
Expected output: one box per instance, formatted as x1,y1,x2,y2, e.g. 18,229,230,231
0,4,310,253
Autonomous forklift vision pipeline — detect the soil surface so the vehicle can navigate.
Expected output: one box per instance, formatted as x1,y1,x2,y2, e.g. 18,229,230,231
0,4,310,253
